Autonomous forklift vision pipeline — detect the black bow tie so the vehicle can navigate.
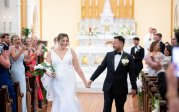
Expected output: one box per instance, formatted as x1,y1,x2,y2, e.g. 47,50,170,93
115,51,121,55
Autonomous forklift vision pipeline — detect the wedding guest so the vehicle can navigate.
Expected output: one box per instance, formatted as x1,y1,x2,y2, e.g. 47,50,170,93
1,33,10,50
162,45,172,70
146,32,179,101
10,35,29,112
166,64,179,112
155,33,165,54
171,37,177,46
130,37,144,80
29,36,44,108
165,42,170,46
145,41,164,76
0,50,16,112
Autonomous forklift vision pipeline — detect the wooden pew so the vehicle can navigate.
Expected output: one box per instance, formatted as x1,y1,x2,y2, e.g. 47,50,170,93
0,85,12,112
26,77,32,112
29,76,43,112
142,73,158,112
143,75,167,112
13,82,24,112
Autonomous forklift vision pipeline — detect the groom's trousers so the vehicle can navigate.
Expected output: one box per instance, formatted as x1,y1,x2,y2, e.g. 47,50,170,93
103,88,127,112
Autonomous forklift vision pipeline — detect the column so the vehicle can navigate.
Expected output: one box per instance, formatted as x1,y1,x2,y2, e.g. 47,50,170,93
16,0,21,35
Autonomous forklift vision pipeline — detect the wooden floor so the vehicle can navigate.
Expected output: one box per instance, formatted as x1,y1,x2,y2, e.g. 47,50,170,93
46,93,140,112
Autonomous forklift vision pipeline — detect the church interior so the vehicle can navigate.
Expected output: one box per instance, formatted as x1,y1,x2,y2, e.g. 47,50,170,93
0,0,179,112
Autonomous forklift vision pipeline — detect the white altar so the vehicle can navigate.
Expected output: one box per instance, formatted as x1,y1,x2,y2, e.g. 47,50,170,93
75,0,140,92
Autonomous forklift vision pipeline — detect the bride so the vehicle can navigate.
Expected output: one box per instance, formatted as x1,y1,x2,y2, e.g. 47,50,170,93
42,33,89,112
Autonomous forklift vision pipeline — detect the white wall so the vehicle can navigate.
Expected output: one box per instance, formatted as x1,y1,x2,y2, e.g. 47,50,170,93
134,0,172,45
42,0,81,48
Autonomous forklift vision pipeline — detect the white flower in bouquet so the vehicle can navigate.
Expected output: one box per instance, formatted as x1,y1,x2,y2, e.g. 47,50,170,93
34,64,44,70
46,62,51,66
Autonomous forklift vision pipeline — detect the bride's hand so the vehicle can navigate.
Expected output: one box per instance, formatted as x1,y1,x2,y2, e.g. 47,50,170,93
85,83,90,88
83,81,90,88
45,71,55,78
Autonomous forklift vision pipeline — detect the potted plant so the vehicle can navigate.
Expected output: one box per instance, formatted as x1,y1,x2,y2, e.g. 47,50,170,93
22,28,32,42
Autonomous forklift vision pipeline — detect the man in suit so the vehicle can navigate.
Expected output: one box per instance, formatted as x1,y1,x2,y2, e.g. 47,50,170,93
155,33,165,54
130,37,144,80
1,33,10,50
87,36,137,112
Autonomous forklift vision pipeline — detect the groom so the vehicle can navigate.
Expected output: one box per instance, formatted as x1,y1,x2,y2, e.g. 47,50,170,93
87,36,137,112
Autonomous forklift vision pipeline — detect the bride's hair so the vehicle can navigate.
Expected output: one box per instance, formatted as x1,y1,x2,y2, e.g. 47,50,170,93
57,33,69,43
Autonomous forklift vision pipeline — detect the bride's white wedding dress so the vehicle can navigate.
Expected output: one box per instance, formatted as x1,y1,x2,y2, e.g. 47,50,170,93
41,48,82,112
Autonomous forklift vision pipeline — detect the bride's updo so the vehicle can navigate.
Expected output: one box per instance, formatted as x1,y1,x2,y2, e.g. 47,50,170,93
57,33,69,43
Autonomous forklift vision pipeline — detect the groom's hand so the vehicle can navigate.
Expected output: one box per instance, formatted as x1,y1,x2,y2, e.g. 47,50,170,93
87,80,93,88
131,89,136,98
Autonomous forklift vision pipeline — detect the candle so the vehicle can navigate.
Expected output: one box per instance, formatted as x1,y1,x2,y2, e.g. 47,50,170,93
89,0,92,7
82,0,85,7
124,0,126,7
89,27,92,32
96,0,98,7
117,0,120,6
130,0,132,7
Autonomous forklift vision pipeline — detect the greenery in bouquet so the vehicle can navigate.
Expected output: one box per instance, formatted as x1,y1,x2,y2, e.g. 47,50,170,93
41,43,48,54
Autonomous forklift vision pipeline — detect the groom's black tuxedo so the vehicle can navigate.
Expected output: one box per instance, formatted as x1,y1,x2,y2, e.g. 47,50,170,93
90,51,137,112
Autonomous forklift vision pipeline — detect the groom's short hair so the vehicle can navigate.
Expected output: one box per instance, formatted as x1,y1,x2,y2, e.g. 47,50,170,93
114,36,125,44
133,37,140,41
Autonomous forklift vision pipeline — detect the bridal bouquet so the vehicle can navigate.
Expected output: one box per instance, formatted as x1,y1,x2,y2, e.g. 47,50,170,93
29,62,55,77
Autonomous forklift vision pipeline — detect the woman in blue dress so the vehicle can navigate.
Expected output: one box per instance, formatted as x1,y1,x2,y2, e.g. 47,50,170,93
0,50,16,112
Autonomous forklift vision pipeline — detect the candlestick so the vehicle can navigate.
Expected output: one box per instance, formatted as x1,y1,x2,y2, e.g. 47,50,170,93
9,16,12,33
2,16,6,33
89,27,92,33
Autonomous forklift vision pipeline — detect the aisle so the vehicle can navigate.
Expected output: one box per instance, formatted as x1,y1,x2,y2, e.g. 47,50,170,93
46,93,140,112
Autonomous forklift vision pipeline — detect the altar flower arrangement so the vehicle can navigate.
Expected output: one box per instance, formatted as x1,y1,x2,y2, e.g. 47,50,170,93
29,62,55,77
113,25,132,37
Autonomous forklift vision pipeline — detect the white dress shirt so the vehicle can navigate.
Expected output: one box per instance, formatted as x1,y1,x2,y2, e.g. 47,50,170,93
114,51,123,71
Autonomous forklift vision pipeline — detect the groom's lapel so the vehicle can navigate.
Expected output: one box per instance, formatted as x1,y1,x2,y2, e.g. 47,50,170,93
111,51,115,72
116,52,126,71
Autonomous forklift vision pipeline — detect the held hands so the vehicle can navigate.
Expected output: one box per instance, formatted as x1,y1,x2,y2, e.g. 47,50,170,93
86,80,93,88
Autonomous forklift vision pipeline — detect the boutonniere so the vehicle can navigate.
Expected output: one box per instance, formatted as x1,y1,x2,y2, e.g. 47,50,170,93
121,57,129,66
137,46,140,50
